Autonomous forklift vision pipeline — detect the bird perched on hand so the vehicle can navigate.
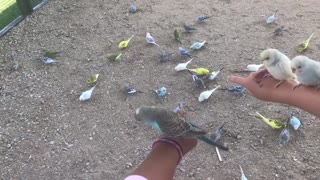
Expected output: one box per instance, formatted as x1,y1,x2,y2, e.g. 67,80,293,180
260,48,297,87
174,29,182,44
291,56,320,90
134,106,229,151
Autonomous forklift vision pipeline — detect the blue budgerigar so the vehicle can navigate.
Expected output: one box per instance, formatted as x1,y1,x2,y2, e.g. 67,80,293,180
227,85,246,94
154,87,167,97
129,5,137,13
179,47,192,58
183,24,196,33
42,57,57,64
279,119,290,145
134,106,229,151
266,10,278,24
196,15,212,23
188,70,206,89
210,123,225,142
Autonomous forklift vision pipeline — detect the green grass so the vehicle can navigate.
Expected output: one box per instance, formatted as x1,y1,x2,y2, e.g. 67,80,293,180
0,0,43,30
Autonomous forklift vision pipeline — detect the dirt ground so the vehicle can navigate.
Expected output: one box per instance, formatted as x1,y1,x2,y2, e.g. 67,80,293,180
1,0,320,179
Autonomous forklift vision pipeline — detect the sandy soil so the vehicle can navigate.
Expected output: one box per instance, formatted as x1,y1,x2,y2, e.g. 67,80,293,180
1,0,320,179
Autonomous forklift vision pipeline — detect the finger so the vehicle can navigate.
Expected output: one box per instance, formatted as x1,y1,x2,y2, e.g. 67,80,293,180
227,76,247,86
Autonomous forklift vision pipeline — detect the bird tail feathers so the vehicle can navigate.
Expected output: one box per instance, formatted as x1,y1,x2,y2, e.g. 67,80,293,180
197,135,229,151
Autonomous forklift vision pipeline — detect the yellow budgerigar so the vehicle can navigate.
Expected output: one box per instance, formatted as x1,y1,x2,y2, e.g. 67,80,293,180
86,74,99,85
119,35,134,49
188,68,210,76
256,112,286,129
297,33,314,53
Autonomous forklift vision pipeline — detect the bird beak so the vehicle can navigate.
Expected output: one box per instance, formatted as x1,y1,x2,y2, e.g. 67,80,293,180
292,68,296,73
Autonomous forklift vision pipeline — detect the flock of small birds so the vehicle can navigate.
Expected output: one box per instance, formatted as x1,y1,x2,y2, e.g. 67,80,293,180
37,5,320,179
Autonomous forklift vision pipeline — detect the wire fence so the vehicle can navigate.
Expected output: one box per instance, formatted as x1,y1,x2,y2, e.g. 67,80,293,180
0,0,49,37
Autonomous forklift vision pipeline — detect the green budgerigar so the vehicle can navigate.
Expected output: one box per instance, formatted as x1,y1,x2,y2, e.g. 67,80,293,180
134,106,229,151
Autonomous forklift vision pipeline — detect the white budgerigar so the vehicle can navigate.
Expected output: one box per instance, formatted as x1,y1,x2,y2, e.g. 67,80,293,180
260,49,297,87
190,41,206,50
291,56,320,90
146,32,160,47
175,58,193,71
198,85,221,102
246,64,263,72
79,85,97,101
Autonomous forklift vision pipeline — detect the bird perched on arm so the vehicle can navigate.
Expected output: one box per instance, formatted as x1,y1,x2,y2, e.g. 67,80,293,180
260,48,297,88
291,56,320,90
134,106,228,151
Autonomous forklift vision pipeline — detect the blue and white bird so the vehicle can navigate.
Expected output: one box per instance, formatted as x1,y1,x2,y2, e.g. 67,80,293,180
239,165,248,180
279,119,290,145
154,87,167,97
134,106,229,151
227,85,246,94
79,85,97,101
183,24,196,33
129,5,137,13
188,70,206,89
196,15,211,23
266,10,278,24
179,47,192,58
210,123,225,142
146,32,160,47
42,57,57,64
190,41,206,50
289,113,301,130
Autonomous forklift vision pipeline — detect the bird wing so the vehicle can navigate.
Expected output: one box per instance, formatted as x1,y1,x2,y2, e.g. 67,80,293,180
156,109,205,137
278,57,295,79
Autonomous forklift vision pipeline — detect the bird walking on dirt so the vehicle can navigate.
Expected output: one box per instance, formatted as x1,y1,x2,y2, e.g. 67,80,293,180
179,47,192,58
188,70,206,89
175,58,193,71
196,15,212,23
134,106,229,151
210,122,225,142
183,24,196,33
146,32,160,47
271,26,285,36
260,48,297,87
174,29,182,44
198,85,221,102
291,55,320,90
266,10,278,24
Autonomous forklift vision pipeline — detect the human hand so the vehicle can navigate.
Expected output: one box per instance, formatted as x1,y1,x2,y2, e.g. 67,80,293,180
227,69,295,102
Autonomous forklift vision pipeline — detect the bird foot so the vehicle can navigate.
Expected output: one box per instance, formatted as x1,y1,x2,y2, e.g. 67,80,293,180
292,83,302,90
274,80,284,88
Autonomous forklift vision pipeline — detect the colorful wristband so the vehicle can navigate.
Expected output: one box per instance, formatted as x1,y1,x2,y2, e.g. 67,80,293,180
152,138,184,164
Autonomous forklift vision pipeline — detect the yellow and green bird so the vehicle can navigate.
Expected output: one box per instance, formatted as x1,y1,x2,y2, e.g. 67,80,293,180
256,112,286,129
188,68,210,76
174,29,182,44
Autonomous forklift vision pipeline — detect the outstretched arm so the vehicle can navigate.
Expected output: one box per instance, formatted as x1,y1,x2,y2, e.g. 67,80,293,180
126,138,197,180
228,69,320,117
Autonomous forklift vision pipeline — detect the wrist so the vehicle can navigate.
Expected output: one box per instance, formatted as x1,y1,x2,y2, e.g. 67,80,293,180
151,141,181,163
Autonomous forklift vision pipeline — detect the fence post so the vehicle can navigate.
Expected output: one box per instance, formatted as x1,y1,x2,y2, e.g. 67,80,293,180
16,0,33,16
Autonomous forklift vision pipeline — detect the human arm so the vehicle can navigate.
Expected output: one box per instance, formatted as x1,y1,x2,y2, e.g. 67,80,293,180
228,69,320,117
127,138,197,180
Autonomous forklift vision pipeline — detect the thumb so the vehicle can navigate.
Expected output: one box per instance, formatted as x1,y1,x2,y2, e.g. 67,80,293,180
227,76,247,86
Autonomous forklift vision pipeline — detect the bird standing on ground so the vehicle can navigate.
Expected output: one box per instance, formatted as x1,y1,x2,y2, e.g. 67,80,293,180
188,70,206,89
291,56,320,90
266,10,278,24
260,49,297,87
134,106,228,151
174,29,182,44
146,33,160,46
